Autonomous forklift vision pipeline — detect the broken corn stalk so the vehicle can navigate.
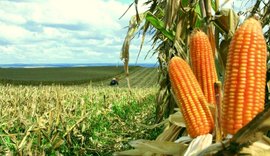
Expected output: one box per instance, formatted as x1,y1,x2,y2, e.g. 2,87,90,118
169,57,214,138
190,30,218,105
222,18,267,134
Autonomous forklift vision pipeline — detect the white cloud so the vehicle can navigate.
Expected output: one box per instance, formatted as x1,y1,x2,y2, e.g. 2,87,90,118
5,0,259,65
0,0,155,64
0,22,30,41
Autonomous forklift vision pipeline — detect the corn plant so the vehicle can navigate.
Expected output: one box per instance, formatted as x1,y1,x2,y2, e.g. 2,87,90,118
119,0,270,155
0,84,161,155
121,0,270,121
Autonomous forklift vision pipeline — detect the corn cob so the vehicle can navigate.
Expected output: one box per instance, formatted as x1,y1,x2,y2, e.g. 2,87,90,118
222,18,267,134
190,30,218,105
169,56,214,138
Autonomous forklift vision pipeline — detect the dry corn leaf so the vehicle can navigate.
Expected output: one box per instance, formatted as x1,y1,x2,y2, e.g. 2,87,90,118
155,124,182,141
164,0,181,29
113,149,147,156
184,134,213,156
168,111,185,127
130,139,187,155
52,138,65,150
114,140,187,156
240,141,270,156
18,125,33,151
174,136,192,144
214,9,239,37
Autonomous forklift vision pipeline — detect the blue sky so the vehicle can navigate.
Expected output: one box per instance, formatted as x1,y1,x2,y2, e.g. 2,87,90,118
0,0,256,65
0,0,154,64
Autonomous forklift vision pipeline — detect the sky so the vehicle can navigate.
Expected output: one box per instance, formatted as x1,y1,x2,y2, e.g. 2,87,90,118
0,0,154,64
0,0,258,65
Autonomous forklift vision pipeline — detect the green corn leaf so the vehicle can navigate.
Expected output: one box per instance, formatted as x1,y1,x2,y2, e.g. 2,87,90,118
195,16,203,28
211,0,217,12
145,13,174,41
195,2,202,17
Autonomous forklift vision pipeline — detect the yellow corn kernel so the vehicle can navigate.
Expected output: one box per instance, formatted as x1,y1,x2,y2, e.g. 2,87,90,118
190,30,218,105
222,18,267,134
169,56,214,138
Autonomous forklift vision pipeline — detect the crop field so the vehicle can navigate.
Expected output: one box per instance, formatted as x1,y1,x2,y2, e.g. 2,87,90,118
0,66,158,86
99,67,159,88
0,67,161,155
0,66,123,82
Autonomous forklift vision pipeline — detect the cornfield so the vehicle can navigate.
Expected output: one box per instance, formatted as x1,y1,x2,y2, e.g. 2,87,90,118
0,84,161,155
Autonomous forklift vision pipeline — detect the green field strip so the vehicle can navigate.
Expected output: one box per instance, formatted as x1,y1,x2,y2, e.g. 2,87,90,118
93,66,145,86
105,67,157,88
0,67,124,85
107,67,149,87
0,67,124,82
129,68,153,87
140,69,158,87
0,66,158,87
128,68,151,87
137,68,158,87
